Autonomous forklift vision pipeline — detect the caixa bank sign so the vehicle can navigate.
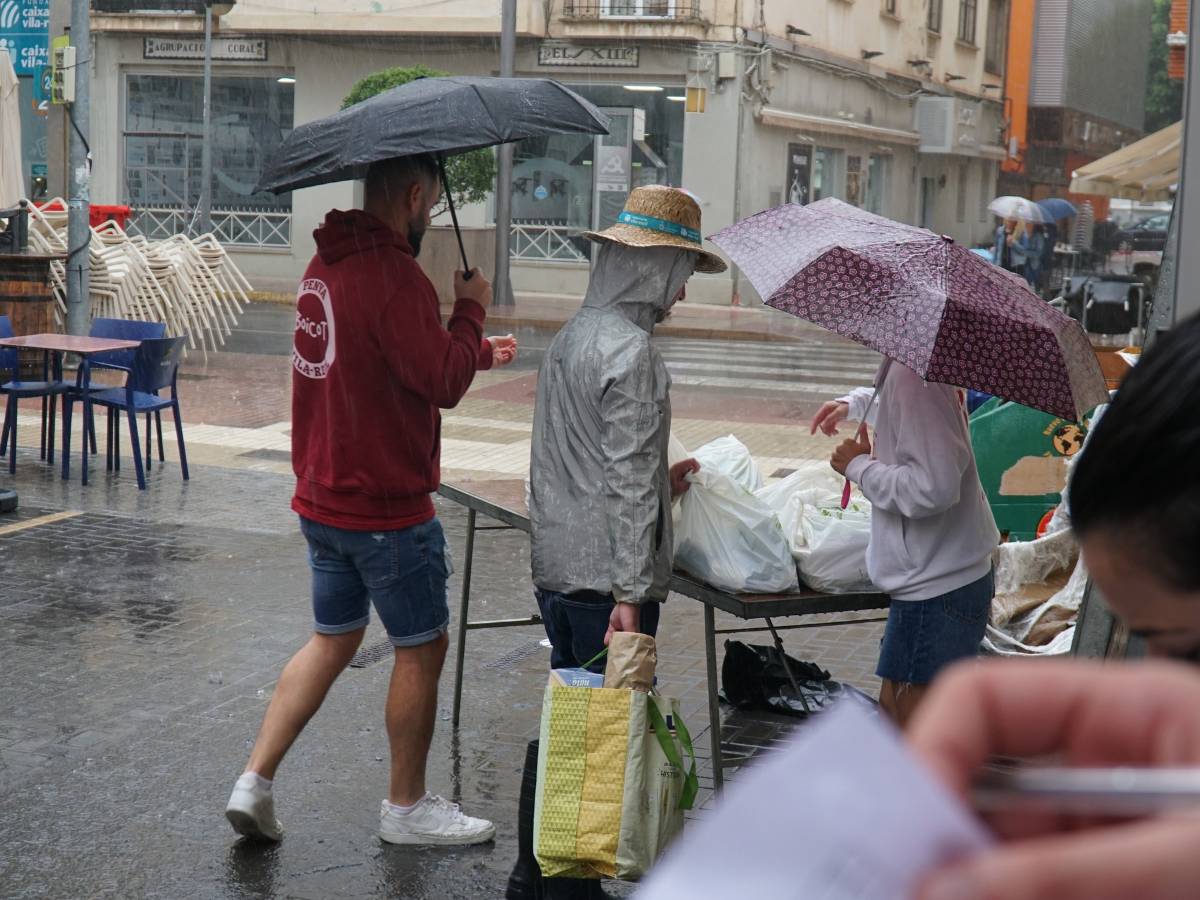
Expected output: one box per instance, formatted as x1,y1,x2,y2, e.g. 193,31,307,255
292,278,336,379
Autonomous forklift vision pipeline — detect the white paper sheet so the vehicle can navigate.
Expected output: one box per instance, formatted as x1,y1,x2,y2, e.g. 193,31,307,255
636,701,993,900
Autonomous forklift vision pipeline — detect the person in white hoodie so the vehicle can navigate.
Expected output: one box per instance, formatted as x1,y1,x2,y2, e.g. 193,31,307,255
812,360,999,726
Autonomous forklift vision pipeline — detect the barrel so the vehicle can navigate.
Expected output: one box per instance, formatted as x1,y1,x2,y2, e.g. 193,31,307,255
0,252,62,379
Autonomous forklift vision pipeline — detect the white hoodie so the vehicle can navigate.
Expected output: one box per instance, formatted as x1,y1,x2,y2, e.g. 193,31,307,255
839,363,999,602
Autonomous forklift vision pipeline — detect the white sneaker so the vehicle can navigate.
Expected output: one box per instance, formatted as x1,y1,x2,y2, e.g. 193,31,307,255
225,773,283,842
378,794,496,846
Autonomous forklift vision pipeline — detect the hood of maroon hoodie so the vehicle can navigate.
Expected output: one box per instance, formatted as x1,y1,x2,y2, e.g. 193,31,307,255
314,208,411,266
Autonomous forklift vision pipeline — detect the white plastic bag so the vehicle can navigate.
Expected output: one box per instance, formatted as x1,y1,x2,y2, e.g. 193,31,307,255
794,502,875,592
692,435,762,492
674,468,799,594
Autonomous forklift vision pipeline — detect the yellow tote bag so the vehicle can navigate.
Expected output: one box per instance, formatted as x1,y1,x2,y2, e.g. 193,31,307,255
532,681,698,881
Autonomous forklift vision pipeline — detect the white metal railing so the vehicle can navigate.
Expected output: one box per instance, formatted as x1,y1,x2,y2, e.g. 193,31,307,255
128,207,292,249
510,223,589,263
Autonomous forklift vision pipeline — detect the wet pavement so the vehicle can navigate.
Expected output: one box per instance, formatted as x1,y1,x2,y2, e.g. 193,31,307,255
0,302,886,898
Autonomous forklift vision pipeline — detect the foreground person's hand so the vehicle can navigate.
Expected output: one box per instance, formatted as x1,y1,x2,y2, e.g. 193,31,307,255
909,660,1200,900
604,601,641,647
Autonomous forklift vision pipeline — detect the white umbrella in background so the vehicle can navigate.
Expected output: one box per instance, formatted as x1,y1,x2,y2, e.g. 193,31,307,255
988,195,1048,223
0,49,23,209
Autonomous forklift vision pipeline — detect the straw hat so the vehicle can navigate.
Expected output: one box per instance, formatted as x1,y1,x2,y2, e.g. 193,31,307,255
583,185,728,274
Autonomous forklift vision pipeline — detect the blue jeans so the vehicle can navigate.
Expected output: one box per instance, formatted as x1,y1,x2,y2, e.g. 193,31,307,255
535,589,661,672
299,516,451,648
875,569,994,685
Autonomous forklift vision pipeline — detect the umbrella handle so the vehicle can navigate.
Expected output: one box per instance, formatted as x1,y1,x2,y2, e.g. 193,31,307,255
437,154,472,279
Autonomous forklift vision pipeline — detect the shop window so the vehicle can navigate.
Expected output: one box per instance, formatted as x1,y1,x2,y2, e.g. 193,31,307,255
985,0,1007,73
957,162,969,223
509,83,684,262
979,161,992,222
813,148,844,202
928,0,943,32
957,0,978,43
866,155,889,215
846,155,864,207
123,73,293,244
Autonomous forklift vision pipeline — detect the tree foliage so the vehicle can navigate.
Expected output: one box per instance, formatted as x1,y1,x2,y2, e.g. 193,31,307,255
1145,0,1185,133
342,65,495,216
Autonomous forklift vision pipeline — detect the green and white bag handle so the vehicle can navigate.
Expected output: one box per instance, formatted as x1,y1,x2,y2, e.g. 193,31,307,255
647,699,699,811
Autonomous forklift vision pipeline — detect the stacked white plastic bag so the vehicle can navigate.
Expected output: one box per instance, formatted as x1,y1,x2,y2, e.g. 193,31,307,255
755,463,876,594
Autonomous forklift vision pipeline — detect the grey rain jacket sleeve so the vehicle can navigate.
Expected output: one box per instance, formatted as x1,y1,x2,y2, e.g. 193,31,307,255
529,243,696,605
601,337,665,604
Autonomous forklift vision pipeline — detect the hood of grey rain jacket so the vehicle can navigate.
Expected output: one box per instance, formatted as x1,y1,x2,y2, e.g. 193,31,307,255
529,242,695,604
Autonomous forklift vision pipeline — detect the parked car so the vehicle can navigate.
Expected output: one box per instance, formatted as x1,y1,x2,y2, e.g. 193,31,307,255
1117,213,1170,253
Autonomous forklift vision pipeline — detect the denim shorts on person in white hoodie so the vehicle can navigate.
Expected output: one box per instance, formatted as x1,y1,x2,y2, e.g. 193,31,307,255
839,362,1000,603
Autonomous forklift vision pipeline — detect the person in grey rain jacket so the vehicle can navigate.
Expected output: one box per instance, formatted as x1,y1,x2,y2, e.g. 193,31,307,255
506,186,726,900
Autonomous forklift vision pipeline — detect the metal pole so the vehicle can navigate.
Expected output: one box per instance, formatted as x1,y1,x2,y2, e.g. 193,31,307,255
197,1,214,236
451,508,477,728
1170,0,1200,324
65,0,91,336
492,0,517,306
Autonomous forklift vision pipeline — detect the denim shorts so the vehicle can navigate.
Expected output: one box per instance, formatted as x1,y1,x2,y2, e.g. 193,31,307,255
875,569,994,685
299,516,452,648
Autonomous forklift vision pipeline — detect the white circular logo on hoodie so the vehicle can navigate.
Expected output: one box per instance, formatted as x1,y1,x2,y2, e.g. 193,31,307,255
292,278,336,379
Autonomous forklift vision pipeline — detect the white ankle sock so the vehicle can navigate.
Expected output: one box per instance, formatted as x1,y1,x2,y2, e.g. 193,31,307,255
238,771,273,792
386,794,427,815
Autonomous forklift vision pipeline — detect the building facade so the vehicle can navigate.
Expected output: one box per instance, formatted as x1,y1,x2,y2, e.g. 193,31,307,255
999,0,1154,218
84,0,1007,305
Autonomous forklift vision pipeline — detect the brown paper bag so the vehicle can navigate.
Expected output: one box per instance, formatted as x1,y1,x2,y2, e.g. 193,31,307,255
604,632,657,693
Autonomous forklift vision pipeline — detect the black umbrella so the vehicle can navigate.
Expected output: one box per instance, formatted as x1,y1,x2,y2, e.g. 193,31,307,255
256,76,610,272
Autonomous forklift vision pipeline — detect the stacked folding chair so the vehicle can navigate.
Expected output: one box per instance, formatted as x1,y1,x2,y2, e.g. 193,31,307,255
17,199,252,357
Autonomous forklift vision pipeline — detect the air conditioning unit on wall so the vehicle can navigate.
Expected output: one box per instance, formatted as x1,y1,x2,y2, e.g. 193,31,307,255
916,96,955,154
917,96,983,156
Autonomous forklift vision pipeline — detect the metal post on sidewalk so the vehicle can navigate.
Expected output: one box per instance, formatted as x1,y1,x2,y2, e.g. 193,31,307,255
65,0,91,336
1170,0,1199,324
492,0,517,306
197,0,215,236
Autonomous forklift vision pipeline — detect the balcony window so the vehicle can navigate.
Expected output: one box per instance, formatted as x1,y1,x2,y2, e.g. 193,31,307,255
928,0,943,32
883,0,898,14
957,0,978,43
985,0,1008,73
561,0,695,17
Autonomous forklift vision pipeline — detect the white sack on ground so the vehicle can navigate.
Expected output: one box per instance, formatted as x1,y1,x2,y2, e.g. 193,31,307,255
985,546,1089,657
692,435,763,492
992,528,1077,599
674,468,799,594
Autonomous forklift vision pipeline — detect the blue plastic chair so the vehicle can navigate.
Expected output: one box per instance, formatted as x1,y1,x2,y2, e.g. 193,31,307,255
73,318,168,467
64,336,189,490
0,315,71,474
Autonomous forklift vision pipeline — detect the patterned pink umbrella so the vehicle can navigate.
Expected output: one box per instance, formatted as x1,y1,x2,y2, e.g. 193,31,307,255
709,198,1108,422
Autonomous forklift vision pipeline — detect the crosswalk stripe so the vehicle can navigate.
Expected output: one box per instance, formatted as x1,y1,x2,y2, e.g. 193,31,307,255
664,360,876,382
669,374,861,395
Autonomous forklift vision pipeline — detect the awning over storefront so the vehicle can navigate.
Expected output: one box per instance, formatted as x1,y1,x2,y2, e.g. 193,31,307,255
758,107,922,147
1069,121,1182,201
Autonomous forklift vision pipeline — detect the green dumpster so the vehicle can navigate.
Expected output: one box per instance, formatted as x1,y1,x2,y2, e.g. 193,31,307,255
969,398,1094,541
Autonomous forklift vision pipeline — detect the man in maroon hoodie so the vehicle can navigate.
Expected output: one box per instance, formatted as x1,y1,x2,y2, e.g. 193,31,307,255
225,154,514,847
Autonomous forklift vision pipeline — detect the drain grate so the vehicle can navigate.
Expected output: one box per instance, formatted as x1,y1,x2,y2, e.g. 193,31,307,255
349,640,393,668
483,640,547,671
